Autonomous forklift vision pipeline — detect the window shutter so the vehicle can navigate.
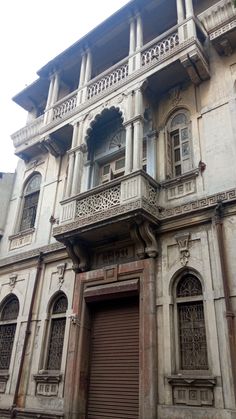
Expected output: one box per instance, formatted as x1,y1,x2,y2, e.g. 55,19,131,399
165,129,173,179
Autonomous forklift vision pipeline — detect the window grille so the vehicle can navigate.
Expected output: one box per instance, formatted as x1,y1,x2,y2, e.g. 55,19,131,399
46,294,67,371
0,296,19,370
178,302,208,370
19,174,41,232
46,318,66,370
176,275,208,371
0,324,17,369
177,275,202,298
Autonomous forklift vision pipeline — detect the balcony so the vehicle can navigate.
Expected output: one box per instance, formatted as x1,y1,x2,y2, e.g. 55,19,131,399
12,17,209,155
53,171,160,244
198,0,236,55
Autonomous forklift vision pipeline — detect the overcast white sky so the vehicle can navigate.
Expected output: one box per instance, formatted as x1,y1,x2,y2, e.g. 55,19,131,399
0,0,130,173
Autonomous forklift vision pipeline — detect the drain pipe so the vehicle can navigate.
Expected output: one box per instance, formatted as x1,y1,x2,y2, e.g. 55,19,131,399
11,252,44,417
214,202,236,402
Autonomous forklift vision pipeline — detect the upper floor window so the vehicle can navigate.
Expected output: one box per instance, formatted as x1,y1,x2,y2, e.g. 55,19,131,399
0,296,19,370
19,173,41,232
175,274,208,371
166,111,192,178
45,294,68,371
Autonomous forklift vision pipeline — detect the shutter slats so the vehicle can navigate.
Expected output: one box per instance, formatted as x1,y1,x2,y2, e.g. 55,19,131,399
87,299,139,419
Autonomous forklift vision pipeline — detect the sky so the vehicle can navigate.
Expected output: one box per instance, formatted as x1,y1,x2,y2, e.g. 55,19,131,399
0,0,130,173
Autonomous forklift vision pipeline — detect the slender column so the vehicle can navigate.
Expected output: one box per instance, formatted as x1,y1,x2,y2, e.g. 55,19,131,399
71,122,79,149
77,53,87,105
147,131,158,180
65,152,75,197
176,0,185,23
128,18,136,74
79,53,86,88
84,49,92,83
136,13,143,50
71,149,83,196
44,75,55,123
133,119,143,171
51,72,60,105
184,0,196,37
125,123,133,174
129,18,136,54
185,0,194,18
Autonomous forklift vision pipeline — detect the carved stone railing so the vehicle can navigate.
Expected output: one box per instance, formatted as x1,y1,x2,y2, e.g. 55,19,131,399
141,32,179,66
54,171,160,238
53,92,77,120
87,61,129,100
11,115,44,147
198,0,236,38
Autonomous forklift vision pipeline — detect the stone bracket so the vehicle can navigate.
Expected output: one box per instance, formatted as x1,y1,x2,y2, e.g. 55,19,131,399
66,241,89,272
131,221,158,259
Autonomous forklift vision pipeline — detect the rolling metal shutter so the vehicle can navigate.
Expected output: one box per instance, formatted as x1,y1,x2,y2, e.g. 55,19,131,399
87,298,139,419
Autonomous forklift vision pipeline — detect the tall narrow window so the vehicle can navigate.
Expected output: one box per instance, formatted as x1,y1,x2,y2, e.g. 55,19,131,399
176,274,208,371
166,111,192,178
19,173,41,232
0,296,19,370
46,294,68,371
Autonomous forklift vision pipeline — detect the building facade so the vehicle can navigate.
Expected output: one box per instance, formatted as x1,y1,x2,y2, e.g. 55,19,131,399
1,0,236,417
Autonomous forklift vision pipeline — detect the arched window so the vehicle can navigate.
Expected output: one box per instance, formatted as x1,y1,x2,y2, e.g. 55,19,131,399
46,294,68,371
0,296,19,370
166,110,192,178
175,274,208,371
19,173,41,232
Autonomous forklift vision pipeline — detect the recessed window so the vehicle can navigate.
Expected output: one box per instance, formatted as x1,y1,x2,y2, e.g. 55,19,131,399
0,296,19,370
175,274,208,371
166,111,192,178
45,294,68,371
19,174,41,231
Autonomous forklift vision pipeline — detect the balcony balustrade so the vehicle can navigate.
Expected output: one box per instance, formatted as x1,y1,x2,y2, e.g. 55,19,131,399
53,92,78,120
11,115,44,147
53,171,160,242
141,31,179,66
87,60,129,100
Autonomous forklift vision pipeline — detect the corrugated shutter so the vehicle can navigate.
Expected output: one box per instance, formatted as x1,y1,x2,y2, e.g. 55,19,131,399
87,298,139,419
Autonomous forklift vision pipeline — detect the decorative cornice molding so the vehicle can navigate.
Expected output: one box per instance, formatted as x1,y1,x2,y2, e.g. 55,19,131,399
0,242,65,268
159,188,236,219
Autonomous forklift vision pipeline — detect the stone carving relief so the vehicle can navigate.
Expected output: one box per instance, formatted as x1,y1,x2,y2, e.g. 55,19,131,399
9,274,17,291
56,263,67,288
175,232,190,266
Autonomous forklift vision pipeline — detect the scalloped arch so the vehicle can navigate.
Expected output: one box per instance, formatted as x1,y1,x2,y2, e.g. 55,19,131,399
85,106,125,142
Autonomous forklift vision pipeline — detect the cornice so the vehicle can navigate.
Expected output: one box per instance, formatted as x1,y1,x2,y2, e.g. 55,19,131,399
0,242,65,268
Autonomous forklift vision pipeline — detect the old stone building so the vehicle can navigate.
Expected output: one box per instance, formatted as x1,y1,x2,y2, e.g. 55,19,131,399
0,0,236,417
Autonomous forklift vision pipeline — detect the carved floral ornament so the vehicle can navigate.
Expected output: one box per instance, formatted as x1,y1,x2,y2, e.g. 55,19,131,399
56,263,67,288
175,232,190,266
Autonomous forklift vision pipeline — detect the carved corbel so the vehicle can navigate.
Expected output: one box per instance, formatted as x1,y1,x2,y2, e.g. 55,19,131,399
139,221,158,258
130,223,146,259
65,241,89,273
175,232,190,266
